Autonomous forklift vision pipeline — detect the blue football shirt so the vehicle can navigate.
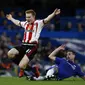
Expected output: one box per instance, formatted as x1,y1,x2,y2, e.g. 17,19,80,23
55,57,85,80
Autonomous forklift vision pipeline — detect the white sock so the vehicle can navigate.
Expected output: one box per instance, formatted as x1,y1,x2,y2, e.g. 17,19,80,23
45,68,54,78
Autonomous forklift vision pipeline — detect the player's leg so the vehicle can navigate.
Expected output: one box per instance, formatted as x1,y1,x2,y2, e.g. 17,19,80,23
25,65,40,80
18,45,39,78
7,45,26,77
25,45,40,78
29,65,58,81
18,56,40,78
19,55,29,69
7,44,25,65
18,54,29,77
45,67,55,79
45,65,58,80
7,48,19,58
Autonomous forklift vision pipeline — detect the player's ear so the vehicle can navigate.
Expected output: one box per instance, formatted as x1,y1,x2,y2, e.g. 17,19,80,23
33,15,36,19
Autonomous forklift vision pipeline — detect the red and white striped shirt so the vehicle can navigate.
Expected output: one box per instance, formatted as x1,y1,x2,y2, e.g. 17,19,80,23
20,20,44,44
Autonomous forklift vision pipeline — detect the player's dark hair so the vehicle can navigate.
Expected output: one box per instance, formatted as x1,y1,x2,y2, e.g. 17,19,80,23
25,9,36,16
66,50,75,55
56,50,66,58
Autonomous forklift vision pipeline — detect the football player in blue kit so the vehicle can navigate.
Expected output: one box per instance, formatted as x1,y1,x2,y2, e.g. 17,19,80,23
33,44,85,81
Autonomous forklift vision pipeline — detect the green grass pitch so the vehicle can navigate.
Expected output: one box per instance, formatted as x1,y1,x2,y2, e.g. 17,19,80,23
0,77,85,85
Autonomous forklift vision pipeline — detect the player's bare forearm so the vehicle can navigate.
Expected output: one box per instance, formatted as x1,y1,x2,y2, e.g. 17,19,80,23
10,18,20,26
44,12,55,24
48,44,65,61
6,14,20,26
44,8,60,24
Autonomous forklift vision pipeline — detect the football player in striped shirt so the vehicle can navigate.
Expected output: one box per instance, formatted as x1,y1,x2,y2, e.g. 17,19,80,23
6,8,60,77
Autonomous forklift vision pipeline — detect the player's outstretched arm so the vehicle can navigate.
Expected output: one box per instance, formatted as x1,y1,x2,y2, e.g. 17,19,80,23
43,8,60,24
48,44,65,61
6,14,20,26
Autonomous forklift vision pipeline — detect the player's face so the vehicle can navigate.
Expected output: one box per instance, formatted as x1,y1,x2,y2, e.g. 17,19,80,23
26,13,35,24
66,52,75,60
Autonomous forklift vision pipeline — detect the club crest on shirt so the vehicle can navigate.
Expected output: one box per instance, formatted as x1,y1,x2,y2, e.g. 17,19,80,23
25,26,34,32
25,30,34,32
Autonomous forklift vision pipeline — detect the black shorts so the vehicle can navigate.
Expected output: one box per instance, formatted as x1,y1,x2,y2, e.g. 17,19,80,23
12,43,38,65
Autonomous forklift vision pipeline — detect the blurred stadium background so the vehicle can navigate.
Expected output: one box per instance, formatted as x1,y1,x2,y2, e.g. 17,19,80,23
0,0,85,77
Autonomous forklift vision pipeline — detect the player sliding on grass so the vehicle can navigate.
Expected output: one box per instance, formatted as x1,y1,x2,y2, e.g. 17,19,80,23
6,8,60,77
32,44,85,81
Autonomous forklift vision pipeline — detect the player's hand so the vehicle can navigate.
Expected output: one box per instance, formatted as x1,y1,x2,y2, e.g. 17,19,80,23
6,14,12,20
58,44,66,50
53,8,60,15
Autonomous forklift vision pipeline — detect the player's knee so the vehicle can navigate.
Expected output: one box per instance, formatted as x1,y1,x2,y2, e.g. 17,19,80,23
48,55,51,59
7,48,19,58
8,51,14,58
